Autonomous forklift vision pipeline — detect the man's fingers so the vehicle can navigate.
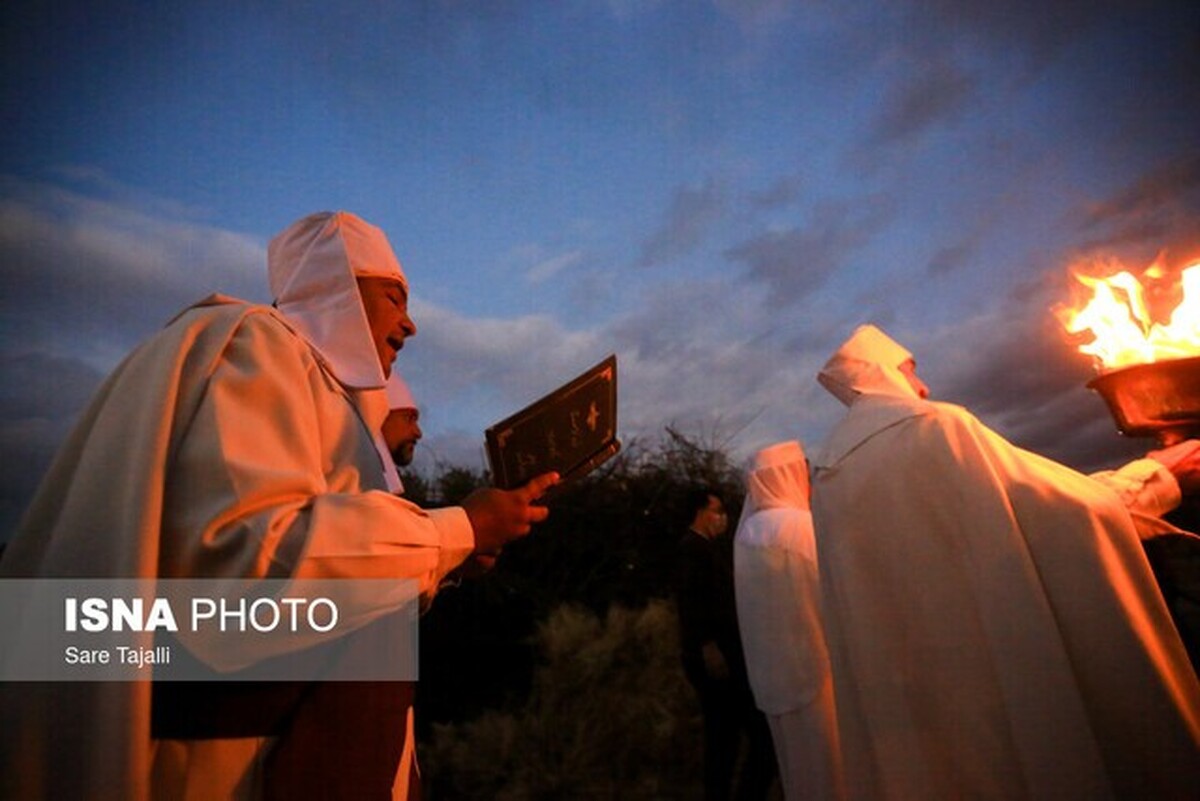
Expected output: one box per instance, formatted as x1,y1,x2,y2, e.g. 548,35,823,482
527,505,550,525
523,472,560,500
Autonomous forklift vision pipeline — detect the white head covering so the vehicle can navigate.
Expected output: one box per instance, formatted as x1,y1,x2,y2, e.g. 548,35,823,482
268,211,407,390
737,440,810,535
817,324,918,406
382,372,419,495
385,371,417,411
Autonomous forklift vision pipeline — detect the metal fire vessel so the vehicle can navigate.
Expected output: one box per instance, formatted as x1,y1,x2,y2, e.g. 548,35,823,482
1088,355,1200,445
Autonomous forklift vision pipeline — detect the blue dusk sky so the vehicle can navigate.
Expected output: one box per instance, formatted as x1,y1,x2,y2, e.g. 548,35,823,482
2,0,1198,533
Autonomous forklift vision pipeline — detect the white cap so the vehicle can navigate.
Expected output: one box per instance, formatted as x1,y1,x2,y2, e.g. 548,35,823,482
386,370,417,411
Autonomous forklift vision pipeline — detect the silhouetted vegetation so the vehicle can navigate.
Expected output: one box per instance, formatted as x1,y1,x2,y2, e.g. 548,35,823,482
406,428,746,798
422,601,702,800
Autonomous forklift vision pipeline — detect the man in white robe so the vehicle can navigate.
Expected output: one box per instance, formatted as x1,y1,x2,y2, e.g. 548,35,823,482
811,324,1200,801
734,440,844,801
0,211,556,801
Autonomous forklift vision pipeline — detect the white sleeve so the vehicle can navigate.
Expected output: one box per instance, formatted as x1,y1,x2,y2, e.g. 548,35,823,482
1090,458,1181,520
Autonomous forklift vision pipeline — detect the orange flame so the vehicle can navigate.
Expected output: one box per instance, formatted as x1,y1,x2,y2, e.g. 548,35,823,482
1057,258,1200,371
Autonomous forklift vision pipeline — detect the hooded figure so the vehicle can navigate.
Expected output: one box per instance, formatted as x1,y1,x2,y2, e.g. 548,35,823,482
734,441,845,801
811,324,1200,801
0,211,477,801
270,210,408,493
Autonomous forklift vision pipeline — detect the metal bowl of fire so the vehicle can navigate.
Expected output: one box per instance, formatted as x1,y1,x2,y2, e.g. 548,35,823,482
1088,357,1200,444
1061,258,1200,444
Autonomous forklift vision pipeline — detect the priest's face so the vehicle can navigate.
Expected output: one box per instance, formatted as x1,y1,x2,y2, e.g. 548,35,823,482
357,277,417,376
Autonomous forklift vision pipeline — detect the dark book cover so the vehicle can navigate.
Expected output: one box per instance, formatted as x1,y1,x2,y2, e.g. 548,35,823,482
485,355,620,490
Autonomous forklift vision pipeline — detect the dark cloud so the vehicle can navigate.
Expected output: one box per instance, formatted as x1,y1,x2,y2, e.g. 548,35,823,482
934,312,1093,423
904,0,1176,66
1076,154,1200,256
846,0,1200,186
927,241,976,276
868,60,978,147
995,389,1148,473
639,180,730,267
711,0,793,29
726,195,894,306
605,278,828,451
0,179,265,357
748,175,805,212
0,352,103,421
726,228,829,304
0,352,105,537
923,282,1153,472
1084,155,1200,227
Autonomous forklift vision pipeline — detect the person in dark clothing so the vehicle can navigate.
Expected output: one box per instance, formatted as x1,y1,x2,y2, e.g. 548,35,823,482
675,487,777,801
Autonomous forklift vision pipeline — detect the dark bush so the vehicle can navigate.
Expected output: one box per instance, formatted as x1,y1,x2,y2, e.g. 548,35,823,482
422,601,703,800
414,428,746,796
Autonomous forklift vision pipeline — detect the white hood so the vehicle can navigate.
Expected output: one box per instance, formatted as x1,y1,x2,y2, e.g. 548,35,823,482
733,438,830,714
385,370,417,411
737,440,810,536
817,324,918,406
268,211,407,390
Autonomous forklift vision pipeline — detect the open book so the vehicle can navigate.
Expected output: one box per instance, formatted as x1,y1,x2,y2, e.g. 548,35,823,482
485,355,620,490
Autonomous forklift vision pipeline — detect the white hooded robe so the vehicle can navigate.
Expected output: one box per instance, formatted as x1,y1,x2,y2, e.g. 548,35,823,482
811,325,1200,801
734,441,845,801
0,213,473,801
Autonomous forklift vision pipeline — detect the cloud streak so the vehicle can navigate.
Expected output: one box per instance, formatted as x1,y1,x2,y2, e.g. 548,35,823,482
639,180,729,267
726,195,894,306
1076,154,1200,258
868,59,978,147
0,353,106,534
0,177,265,364
922,278,1148,472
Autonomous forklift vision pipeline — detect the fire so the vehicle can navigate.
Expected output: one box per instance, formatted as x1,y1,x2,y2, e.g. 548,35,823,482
1057,258,1200,371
